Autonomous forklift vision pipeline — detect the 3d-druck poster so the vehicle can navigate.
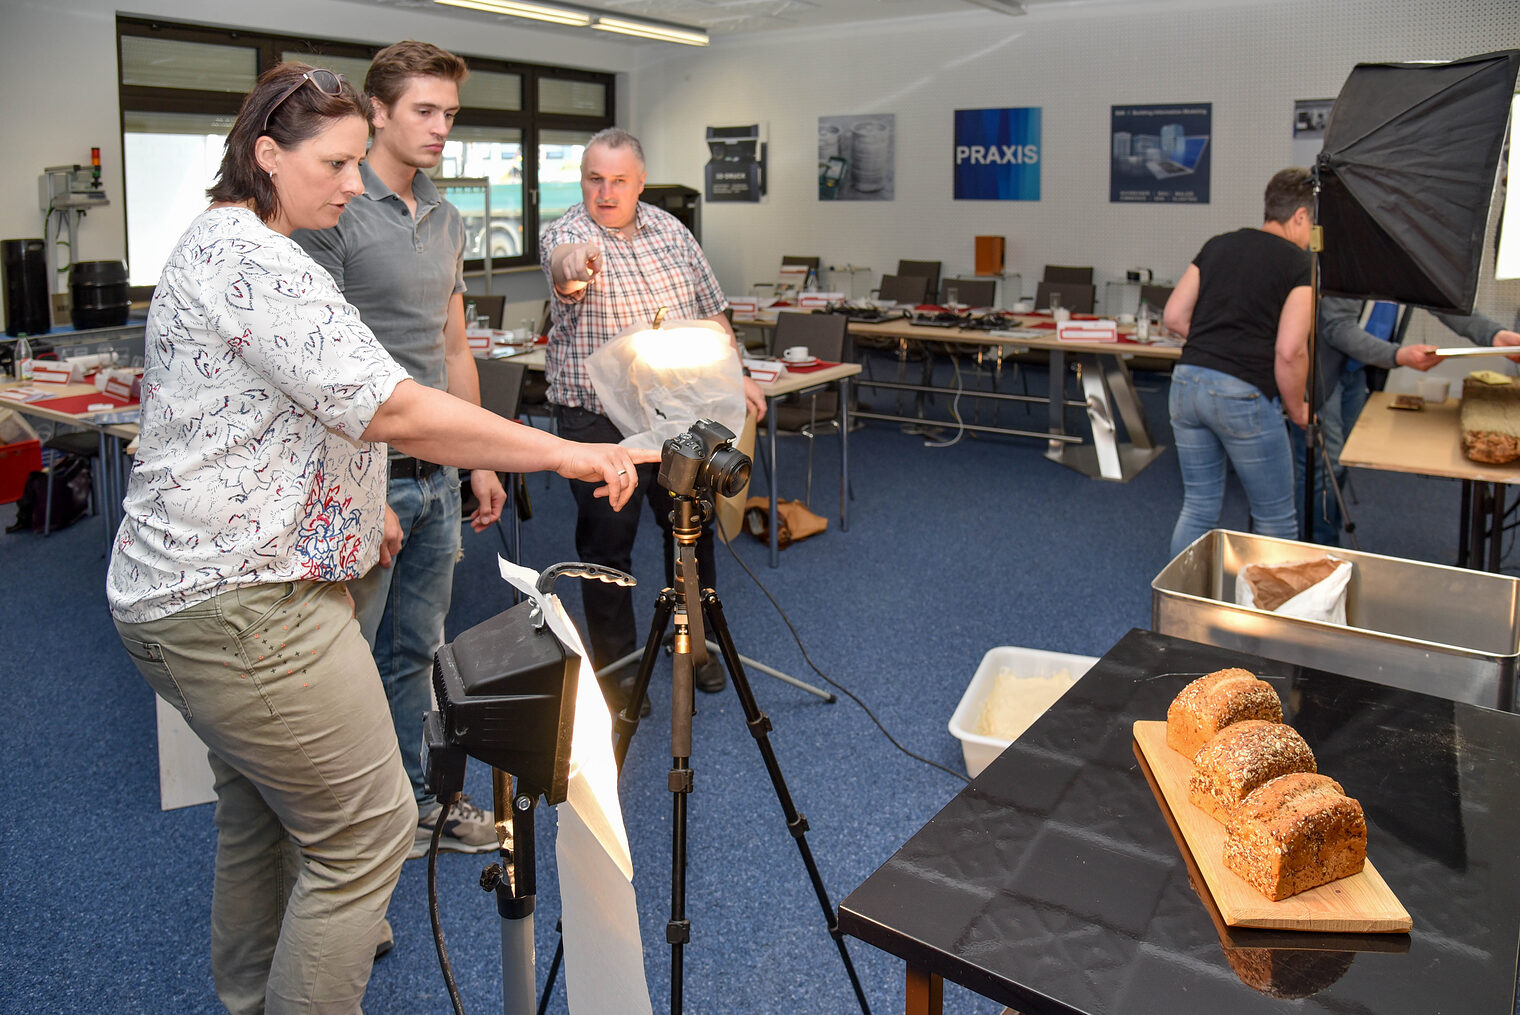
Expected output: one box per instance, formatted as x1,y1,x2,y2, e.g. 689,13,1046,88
1111,103,1211,204
818,114,896,201
953,107,1041,200
705,124,766,203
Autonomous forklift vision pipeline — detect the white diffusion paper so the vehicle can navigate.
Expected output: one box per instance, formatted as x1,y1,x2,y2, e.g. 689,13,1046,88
497,558,652,1015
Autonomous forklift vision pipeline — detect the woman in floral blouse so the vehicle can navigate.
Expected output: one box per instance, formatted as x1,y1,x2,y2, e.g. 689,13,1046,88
107,62,651,1014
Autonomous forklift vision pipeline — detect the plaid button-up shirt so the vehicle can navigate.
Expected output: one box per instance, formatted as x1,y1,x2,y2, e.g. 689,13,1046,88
540,201,727,414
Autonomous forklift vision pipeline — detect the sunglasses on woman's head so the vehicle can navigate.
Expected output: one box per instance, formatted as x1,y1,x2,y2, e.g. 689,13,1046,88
260,69,346,134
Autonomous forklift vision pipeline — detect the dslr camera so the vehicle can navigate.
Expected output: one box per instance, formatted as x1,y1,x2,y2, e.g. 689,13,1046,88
657,419,751,500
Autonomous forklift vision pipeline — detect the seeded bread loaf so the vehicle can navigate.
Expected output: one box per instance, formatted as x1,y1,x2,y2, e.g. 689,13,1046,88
1166,669,1283,759
1223,772,1367,901
1461,373,1520,464
1189,720,1316,822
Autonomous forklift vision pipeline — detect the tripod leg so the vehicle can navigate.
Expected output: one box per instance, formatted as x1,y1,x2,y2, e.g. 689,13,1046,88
612,589,675,769
701,591,874,1015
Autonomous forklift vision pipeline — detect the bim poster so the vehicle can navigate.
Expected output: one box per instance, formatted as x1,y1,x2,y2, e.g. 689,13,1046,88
954,107,1041,201
1111,104,1211,204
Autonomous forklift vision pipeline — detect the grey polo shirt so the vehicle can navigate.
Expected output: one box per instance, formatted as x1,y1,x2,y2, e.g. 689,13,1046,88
294,163,466,393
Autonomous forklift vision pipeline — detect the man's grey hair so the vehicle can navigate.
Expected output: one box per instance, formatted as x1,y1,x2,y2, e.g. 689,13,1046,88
586,127,645,166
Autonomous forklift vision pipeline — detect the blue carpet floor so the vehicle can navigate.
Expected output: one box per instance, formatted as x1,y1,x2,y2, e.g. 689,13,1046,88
0,360,1506,1014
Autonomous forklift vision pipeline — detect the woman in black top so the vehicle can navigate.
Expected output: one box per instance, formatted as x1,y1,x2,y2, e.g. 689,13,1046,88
1162,168,1314,557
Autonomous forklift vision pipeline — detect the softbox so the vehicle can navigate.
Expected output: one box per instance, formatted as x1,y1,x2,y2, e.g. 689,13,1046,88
1317,50,1519,314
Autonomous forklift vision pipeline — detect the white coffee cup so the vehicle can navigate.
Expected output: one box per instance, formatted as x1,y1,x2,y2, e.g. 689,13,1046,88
1053,307,1071,323
1117,313,1136,325
783,346,811,362
1012,301,1031,313
1417,377,1450,403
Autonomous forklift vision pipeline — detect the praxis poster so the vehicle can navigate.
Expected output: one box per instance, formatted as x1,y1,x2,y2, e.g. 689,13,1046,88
1110,103,1211,204
953,107,1041,201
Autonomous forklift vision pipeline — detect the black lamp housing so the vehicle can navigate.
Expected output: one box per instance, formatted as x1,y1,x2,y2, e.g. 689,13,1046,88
431,599,579,805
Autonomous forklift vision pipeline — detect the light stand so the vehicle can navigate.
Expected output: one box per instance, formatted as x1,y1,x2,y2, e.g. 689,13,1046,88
424,562,636,1015
1302,50,1520,548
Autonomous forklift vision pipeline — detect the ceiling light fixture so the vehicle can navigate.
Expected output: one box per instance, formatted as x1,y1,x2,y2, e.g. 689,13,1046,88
592,16,710,46
432,0,591,28
962,0,1028,14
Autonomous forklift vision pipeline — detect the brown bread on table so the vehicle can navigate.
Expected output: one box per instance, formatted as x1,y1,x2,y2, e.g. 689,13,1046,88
1223,772,1367,901
1189,720,1316,822
1166,669,1283,758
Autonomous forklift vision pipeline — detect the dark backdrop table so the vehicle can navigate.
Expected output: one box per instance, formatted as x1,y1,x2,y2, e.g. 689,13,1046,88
840,629,1520,1015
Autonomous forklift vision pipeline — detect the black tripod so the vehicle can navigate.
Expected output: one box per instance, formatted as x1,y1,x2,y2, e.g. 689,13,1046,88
588,492,870,1015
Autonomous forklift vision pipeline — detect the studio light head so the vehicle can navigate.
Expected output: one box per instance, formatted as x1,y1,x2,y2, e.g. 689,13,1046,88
427,599,579,805
657,418,751,501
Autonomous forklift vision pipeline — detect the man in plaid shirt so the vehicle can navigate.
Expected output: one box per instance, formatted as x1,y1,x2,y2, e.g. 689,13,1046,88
542,127,765,708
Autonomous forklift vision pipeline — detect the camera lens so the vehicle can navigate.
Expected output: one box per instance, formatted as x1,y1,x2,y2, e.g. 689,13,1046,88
706,445,751,498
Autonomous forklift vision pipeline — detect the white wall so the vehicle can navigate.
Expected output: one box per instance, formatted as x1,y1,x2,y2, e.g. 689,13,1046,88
0,0,644,308
628,0,1520,332
3,0,1517,328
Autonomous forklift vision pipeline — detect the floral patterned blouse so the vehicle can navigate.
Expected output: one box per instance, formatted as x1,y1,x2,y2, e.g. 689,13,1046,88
107,206,410,623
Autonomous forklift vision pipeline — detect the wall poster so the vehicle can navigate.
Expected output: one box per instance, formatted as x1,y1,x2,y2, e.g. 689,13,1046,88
817,114,896,200
705,124,766,203
953,107,1041,200
1292,98,1335,169
1110,103,1212,204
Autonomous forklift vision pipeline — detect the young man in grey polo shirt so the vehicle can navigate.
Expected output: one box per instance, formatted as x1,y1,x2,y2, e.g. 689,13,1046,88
295,41,504,857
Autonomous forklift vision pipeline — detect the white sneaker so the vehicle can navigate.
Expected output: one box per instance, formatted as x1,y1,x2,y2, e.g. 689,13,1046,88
410,795,503,859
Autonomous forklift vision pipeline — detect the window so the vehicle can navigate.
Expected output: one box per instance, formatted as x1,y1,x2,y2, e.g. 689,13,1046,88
118,17,613,289
440,127,526,259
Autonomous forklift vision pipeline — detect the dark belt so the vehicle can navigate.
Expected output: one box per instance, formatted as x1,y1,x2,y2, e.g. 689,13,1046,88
389,456,445,481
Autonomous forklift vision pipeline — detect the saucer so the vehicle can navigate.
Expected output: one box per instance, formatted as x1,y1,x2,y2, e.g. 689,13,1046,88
784,356,819,367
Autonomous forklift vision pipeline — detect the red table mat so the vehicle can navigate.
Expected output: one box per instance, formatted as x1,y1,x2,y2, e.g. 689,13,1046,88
29,392,138,415
784,359,839,373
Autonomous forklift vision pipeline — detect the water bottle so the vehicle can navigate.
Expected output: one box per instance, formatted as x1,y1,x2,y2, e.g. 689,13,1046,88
804,269,818,293
14,335,31,380
1136,300,1150,341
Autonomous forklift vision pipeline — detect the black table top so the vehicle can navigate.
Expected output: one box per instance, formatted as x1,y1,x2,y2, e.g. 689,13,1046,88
840,629,1520,1015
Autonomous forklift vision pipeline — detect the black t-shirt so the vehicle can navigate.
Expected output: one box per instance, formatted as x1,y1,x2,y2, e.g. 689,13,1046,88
1177,227,1311,400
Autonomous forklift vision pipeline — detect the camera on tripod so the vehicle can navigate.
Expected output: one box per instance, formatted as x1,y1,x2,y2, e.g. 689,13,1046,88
656,418,751,501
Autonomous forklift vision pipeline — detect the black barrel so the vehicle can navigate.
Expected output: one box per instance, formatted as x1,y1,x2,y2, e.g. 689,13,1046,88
70,260,130,330
2,238,51,336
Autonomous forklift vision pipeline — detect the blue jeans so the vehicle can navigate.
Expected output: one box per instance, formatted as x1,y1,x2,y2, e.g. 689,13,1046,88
348,466,461,806
1292,368,1369,545
1169,364,1298,557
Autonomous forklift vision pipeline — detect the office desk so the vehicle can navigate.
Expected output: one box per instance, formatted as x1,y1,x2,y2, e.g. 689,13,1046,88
0,381,137,550
1339,390,1520,571
839,628,1520,1015
755,362,861,566
846,316,1180,481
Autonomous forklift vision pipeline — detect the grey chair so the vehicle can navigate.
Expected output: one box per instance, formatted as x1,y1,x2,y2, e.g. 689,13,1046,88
475,357,529,564
1042,265,1094,284
896,260,942,298
877,273,933,305
464,293,505,328
1035,280,1096,314
768,312,851,506
1139,284,1175,313
939,277,997,308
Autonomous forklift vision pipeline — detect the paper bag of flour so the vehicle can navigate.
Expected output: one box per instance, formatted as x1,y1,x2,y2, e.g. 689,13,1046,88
1235,556,1352,625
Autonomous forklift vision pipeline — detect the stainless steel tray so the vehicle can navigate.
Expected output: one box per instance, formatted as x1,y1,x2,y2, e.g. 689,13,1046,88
1152,529,1518,711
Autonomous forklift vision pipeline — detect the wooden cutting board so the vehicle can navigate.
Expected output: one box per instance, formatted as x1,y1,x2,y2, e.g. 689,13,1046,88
1133,720,1411,933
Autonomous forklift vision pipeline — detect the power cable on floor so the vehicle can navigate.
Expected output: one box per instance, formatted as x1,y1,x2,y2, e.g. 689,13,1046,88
715,512,970,784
